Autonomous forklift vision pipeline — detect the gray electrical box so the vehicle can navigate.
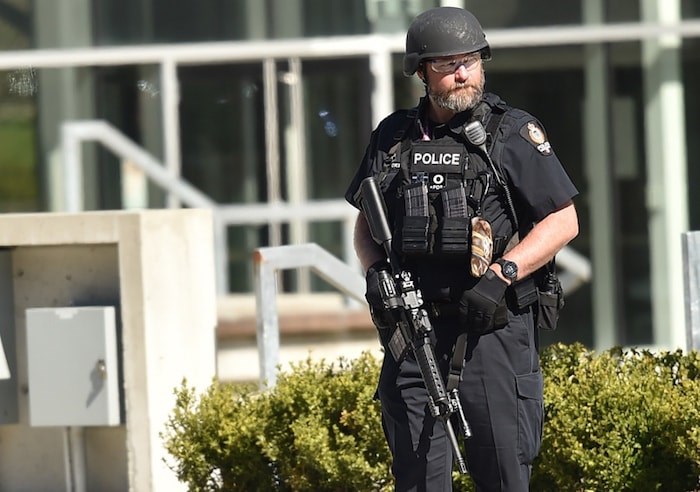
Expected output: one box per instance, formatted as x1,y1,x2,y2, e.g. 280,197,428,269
26,306,121,427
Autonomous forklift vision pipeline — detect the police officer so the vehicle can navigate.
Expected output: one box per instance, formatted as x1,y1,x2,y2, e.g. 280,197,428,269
345,6,579,492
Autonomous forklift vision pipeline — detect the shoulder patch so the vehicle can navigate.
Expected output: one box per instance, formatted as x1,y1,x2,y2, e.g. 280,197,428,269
519,121,552,156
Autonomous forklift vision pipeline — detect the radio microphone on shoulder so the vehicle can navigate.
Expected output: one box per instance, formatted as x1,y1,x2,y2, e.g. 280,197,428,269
463,120,488,152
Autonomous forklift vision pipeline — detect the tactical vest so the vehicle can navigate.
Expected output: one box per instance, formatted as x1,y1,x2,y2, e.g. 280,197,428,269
376,98,515,268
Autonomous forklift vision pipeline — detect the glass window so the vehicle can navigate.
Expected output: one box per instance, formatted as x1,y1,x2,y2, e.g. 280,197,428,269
0,68,39,212
606,0,641,22
300,0,370,36
93,65,161,210
462,1,642,27
608,42,652,346
682,0,700,18
93,0,252,45
463,1,583,28
0,1,38,211
179,63,266,203
300,57,373,290
683,36,700,230
0,0,31,51
485,46,593,347
178,63,267,291
302,57,372,200
92,0,446,44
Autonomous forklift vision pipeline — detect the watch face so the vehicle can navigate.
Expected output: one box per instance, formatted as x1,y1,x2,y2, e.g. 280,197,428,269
500,259,518,279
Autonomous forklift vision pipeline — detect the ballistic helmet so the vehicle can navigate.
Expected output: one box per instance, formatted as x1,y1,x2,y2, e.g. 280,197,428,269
403,7,491,76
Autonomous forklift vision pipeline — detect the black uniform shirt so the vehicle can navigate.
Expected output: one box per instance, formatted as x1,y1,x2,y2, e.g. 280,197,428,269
345,93,579,300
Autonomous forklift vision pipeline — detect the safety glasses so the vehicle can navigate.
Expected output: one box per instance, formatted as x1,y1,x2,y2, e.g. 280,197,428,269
428,54,481,74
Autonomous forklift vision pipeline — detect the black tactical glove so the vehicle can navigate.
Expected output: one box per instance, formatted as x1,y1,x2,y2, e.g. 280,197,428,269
459,269,509,335
365,259,390,309
365,260,393,331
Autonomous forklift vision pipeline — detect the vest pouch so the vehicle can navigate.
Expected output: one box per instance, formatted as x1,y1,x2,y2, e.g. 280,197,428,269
440,217,470,254
401,215,431,254
400,181,432,255
508,276,538,310
439,181,471,255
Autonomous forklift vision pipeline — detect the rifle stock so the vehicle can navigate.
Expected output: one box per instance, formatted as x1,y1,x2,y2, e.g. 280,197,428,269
357,176,470,474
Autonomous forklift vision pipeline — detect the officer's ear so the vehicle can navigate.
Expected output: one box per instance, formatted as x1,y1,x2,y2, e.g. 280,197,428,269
417,65,426,83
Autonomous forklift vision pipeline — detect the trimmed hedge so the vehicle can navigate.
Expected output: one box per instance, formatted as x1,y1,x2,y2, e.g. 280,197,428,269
163,353,390,491
533,344,700,492
162,344,700,491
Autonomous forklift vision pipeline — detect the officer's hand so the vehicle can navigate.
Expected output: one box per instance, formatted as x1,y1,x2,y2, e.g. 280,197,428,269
459,269,508,334
365,260,392,330
365,260,390,310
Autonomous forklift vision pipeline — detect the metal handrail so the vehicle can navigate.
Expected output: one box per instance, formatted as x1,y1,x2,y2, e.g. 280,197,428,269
60,120,360,293
253,243,365,388
61,120,215,212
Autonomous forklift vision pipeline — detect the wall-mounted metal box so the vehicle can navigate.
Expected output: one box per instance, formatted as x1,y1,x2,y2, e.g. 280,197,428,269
26,306,121,427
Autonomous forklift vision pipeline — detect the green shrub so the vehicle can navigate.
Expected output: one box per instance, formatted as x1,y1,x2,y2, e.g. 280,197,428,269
256,353,390,491
533,343,700,492
163,345,700,492
163,352,391,491
163,379,274,490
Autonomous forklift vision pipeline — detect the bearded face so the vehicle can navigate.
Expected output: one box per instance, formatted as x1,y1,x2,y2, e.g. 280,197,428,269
427,65,485,113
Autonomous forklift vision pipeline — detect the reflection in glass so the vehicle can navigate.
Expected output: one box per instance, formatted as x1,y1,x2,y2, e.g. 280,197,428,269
0,69,39,212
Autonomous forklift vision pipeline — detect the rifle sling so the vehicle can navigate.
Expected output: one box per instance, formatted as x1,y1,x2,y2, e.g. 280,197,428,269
447,332,468,392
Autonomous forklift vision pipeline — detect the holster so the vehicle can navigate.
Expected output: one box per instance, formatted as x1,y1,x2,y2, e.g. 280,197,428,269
536,269,565,331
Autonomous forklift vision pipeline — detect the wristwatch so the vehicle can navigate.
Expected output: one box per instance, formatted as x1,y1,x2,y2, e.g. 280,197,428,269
495,258,518,282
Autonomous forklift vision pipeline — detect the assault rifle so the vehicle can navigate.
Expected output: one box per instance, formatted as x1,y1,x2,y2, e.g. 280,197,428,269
357,176,472,474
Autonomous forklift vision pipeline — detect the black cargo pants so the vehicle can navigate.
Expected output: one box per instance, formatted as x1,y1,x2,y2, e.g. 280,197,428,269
377,305,543,492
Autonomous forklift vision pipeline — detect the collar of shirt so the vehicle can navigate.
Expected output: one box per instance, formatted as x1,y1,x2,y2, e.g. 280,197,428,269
414,96,478,141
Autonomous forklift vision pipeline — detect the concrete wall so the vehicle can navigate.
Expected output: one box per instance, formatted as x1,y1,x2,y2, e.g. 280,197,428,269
215,293,381,382
0,209,217,492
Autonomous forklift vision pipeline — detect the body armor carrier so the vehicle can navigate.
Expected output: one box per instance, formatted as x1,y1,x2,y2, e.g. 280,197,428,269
398,139,490,258
376,99,513,275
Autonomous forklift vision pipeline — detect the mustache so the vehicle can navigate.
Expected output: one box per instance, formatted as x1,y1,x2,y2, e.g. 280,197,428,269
451,82,478,90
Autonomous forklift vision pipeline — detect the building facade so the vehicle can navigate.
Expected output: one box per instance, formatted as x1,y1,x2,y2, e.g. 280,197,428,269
1,0,699,351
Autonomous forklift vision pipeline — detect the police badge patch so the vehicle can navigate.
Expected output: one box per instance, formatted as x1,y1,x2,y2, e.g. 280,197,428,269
519,121,552,156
